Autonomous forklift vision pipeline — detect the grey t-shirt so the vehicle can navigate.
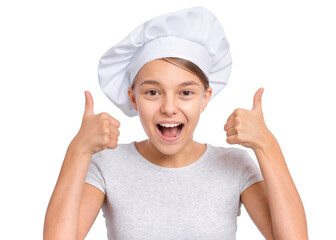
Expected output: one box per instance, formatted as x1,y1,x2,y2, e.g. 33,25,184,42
85,142,263,240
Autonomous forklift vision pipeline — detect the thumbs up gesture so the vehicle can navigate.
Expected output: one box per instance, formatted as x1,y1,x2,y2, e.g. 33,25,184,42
224,88,273,150
72,91,121,156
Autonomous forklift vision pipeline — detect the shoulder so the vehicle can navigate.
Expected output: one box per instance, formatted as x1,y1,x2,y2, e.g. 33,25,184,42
206,144,259,173
92,142,133,159
90,142,136,167
207,143,251,163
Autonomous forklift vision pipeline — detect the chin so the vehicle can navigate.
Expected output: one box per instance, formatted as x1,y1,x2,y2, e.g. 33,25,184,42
149,132,193,157
142,120,195,156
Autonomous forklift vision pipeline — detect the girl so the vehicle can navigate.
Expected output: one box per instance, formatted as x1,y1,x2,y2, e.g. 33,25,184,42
44,7,308,240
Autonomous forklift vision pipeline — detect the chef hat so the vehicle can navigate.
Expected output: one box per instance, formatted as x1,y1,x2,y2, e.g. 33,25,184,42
98,6,232,117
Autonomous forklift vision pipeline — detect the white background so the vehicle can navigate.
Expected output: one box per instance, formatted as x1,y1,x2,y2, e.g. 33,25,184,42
1,0,335,239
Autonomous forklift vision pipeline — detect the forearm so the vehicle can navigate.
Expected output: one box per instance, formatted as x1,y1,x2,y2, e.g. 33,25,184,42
254,135,308,239
44,139,92,240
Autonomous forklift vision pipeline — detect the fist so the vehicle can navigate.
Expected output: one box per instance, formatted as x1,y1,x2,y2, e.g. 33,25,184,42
224,88,272,150
73,91,121,155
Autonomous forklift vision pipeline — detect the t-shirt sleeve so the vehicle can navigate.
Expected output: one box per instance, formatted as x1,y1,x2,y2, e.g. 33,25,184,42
85,154,106,194
239,150,263,193
237,150,263,216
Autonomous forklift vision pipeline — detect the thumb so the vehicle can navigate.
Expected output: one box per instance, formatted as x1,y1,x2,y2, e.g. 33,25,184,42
252,87,264,112
83,91,94,118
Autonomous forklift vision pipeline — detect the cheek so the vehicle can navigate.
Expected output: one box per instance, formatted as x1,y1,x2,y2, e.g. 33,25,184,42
137,98,160,114
183,98,202,111
136,99,157,129
138,110,153,137
180,100,202,121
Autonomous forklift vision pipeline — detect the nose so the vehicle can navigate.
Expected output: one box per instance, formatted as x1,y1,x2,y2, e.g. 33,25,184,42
160,95,178,116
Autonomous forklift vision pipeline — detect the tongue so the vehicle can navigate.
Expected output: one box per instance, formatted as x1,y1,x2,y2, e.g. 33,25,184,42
162,127,178,138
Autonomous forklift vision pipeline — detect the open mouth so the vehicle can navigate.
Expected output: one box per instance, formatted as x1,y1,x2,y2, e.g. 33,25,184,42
157,123,184,139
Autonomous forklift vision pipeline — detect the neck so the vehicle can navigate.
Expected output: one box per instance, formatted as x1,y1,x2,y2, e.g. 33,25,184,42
135,139,205,168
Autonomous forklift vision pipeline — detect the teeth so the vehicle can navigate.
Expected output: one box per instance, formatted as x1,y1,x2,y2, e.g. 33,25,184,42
159,123,182,128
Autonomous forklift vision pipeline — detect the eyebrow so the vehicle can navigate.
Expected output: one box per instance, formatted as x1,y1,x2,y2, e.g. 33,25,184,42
140,80,200,87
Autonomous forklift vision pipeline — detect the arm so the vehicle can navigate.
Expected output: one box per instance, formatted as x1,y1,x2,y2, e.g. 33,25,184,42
43,142,102,239
78,184,105,239
253,135,307,239
43,91,120,240
224,88,308,239
240,181,274,239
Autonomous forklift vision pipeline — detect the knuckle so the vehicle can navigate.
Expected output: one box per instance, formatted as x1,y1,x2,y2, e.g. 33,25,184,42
109,133,118,142
235,108,245,116
226,128,236,138
235,121,242,131
235,132,240,141
102,119,110,127
114,119,121,128
226,137,234,144
102,126,110,135
224,123,230,131
104,136,110,143
97,141,106,151
100,112,110,119
234,108,241,115
235,132,244,142
103,135,110,143
110,141,118,149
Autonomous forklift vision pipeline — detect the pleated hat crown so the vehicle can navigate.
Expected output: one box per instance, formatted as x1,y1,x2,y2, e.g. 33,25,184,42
98,6,232,117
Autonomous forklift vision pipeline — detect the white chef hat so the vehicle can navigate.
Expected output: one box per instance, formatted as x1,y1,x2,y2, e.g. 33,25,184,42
98,6,232,117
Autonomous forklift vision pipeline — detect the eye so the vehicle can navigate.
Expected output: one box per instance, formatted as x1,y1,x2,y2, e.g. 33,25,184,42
181,90,193,96
145,89,159,96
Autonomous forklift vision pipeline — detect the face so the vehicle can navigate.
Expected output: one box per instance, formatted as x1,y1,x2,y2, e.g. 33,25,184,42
128,59,212,156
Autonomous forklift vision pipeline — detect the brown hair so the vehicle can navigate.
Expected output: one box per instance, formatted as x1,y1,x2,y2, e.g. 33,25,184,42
131,57,209,90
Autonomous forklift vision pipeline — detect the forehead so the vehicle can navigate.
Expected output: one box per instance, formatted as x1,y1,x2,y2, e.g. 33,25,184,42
132,59,202,88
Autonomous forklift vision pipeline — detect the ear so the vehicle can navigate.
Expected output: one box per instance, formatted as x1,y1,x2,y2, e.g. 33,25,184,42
201,87,212,113
128,87,138,111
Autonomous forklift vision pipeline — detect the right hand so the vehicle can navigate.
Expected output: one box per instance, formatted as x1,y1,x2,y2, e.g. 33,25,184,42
72,91,121,155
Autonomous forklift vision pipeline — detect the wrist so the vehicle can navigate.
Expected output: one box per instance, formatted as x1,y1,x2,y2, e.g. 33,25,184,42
68,135,93,159
254,130,279,154
252,133,286,171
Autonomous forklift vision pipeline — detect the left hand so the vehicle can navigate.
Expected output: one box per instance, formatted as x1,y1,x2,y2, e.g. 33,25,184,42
224,88,273,150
